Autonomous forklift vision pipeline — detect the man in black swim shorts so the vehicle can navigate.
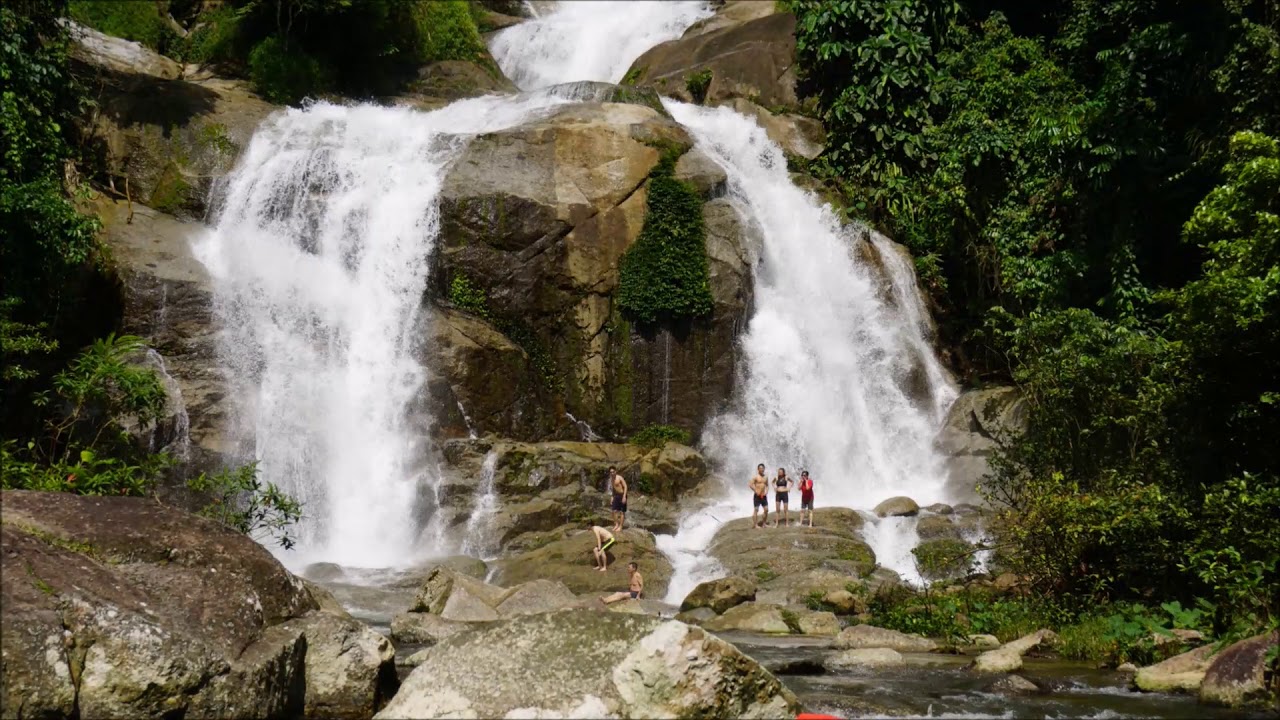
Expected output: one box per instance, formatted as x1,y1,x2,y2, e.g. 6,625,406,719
608,466,628,531
749,463,769,528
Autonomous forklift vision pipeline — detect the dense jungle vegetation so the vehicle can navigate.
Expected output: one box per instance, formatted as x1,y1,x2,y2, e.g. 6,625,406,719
789,0,1279,641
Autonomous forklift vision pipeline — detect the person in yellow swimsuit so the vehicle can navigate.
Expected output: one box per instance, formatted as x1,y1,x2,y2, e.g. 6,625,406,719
591,525,616,571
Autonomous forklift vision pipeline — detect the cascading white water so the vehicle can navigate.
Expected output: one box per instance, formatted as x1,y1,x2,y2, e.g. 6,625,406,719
459,451,501,559
196,94,572,569
657,102,958,601
490,0,711,90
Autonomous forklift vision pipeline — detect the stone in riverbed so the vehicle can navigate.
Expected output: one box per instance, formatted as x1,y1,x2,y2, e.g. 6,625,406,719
826,648,906,670
681,575,757,614
378,611,800,719
390,612,473,645
1199,632,1277,707
874,496,920,517
495,578,578,617
676,607,719,625
985,674,1041,695
286,613,398,720
835,624,938,653
972,629,1057,673
967,634,1001,651
1134,643,1217,693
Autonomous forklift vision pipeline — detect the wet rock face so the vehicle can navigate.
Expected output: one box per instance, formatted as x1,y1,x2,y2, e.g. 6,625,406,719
1199,632,1278,708
935,386,1027,503
429,100,755,442
378,611,801,719
0,490,395,719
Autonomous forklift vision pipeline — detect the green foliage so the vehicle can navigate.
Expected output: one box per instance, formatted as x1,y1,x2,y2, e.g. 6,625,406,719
628,424,691,448
449,273,490,318
755,565,778,583
617,149,714,325
409,0,485,64
779,607,803,634
634,473,656,495
789,0,958,190
1,298,58,382
685,69,712,104
68,0,178,55
248,35,329,104
912,539,976,580
187,462,303,550
181,6,242,65
1,443,172,497
621,65,645,86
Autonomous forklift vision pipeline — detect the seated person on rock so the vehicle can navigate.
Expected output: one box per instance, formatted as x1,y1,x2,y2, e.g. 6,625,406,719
591,524,616,572
602,562,644,604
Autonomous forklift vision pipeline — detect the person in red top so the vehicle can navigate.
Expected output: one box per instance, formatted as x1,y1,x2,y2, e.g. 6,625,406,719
798,470,815,527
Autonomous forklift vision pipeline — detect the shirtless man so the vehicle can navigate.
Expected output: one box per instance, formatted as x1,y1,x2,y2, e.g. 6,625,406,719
601,562,644,604
590,525,616,571
749,463,770,528
608,466,628,532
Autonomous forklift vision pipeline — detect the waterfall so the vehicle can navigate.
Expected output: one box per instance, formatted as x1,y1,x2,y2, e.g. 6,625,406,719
196,94,572,569
491,1,711,90
196,2,714,571
657,102,957,600
460,451,501,559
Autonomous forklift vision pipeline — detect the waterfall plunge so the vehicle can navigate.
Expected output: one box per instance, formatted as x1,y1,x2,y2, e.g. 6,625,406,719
657,102,958,601
196,95,573,569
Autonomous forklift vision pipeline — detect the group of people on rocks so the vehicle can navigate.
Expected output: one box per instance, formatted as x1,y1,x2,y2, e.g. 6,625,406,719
586,462,816,604
749,463,814,528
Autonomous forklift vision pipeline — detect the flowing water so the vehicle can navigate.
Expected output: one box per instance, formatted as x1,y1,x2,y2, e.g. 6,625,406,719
196,94,574,569
490,0,711,89
656,101,958,600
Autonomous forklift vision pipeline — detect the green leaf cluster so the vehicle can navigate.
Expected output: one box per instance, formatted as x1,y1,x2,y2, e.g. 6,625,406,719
628,424,692,449
187,462,304,550
617,149,714,325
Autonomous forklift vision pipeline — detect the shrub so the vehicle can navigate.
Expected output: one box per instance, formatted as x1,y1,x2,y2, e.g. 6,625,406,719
187,462,303,550
409,0,485,63
68,0,177,54
912,539,976,580
617,148,714,325
629,424,691,448
247,36,330,105
685,69,712,104
449,273,490,318
181,5,242,65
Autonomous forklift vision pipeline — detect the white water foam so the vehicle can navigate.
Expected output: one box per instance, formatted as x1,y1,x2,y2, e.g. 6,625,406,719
460,451,500,559
196,93,572,570
491,0,712,90
657,101,957,600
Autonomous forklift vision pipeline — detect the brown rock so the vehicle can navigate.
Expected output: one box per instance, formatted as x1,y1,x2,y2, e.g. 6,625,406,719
1199,631,1278,708
681,576,758,614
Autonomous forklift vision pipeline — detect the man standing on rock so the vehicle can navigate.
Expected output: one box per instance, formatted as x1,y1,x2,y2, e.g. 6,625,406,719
601,562,644,604
608,466,628,532
798,470,815,527
750,463,770,528
591,524,616,572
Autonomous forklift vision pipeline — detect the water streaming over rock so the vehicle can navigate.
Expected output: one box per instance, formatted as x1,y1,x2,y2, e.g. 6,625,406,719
459,451,501,559
656,102,958,600
490,1,712,90
197,95,573,569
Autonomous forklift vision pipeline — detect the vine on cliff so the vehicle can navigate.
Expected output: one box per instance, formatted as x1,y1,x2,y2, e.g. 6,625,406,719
617,148,714,325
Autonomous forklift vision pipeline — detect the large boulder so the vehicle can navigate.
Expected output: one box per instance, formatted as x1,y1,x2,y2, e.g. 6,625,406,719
935,386,1027,503
390,612,473,645
708,508,875,582
874,496,920,517
625,6,800,112
378,612,800,718
835,625,938,654
1134,643,1217,693
1199,631,1278,708
489,528,673,597
826,648,906,670
972,629,1057,674
494,579,578,617
681,576,757,614
96,199,229,480
430,98,755,442
702,602,838,636
0,490,395,718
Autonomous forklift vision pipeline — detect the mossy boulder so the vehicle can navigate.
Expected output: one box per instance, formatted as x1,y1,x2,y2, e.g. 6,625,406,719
378,612,800,718
709,508,875,582
488,528,673,597
912,538,977,581
681,575,757,614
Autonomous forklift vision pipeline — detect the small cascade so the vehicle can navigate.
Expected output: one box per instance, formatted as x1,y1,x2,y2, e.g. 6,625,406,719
460,451,501,558
490,1,712,90
139,348,191,459
861,515,925,586
656,101,958,600
565,412,603,442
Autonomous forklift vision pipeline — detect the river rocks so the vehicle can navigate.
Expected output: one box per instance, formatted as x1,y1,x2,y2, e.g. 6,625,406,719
972,629,1057,673
495,578,579,617
69,21,182,79
821,589,866,615
626,6,799,112
701,602,837,636
826,648,906,670
681,576,757,614
489,528,673,597
1199,631,1278,708
874,496,921,517
288,613,398,720
0,490,395,718
967,634,1002,651
390,612,473,645
985,674,1041,695
835,625,938,654
912,537,977,581
431,99,754,442
936,386,1028,503
380,612,799,718
403,59,517,107
916,513,962,540
708,509,875,583
1135,643,1218,693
